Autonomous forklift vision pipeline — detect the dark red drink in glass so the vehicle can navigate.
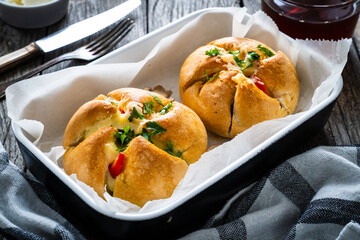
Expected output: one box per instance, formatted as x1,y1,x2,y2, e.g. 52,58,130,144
261,0,360,40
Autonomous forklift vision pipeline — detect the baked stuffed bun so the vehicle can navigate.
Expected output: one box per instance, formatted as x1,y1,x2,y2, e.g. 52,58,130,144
62,88,207,207
179,37,299,138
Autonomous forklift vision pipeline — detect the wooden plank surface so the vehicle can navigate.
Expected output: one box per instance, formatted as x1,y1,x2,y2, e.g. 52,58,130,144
0,0,360,237
0,0,148,172
2,0,360,169
0,0,242,170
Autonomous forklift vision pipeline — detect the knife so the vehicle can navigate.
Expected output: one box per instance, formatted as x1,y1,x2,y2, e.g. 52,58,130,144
0,0,141,73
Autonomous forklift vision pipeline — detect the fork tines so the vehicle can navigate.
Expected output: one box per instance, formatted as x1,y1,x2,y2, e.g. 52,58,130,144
87,18,135,54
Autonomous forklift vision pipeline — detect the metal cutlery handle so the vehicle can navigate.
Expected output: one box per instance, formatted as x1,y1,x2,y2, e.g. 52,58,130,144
0,43,41,74
20,53,74,80
0,18,135,99
0,0,140,74
0,53,74,99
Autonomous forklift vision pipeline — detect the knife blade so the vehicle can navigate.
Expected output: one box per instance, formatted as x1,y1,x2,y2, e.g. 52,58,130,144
0,0,141,73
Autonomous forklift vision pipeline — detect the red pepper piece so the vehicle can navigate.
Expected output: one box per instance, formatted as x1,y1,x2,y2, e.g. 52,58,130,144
109,152,125,178
252,75,268,95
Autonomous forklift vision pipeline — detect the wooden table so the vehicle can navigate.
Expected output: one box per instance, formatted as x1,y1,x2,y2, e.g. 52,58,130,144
0,0,359,237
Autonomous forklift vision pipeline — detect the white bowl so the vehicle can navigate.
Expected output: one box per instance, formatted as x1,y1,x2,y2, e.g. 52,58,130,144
0,0,69,29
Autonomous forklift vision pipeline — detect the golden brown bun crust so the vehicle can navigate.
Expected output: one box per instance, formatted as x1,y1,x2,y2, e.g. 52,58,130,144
63,126,118,197
114,136,188,207
180,37,299,138
107,88,208,163
62,88,207,206
63,97,117,148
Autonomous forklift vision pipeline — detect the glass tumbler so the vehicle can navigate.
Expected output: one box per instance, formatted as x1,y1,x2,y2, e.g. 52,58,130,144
261,0,360,40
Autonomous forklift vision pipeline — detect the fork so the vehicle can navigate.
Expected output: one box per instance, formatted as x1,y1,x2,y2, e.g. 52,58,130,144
0,18,135,99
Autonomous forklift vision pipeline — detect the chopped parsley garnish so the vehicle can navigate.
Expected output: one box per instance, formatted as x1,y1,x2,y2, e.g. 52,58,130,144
233,56,245,67
147,93,173,115
246,51,260,61
128,107,144,122
143,121,167,143
146,121,167,135
241,58,253,71
227,50,245,67
140,128,151,141
205,48,222,56
123,125,131,134
114,126,136,152
240,51,261,71
167,140,174,152
205,70,219,82
114,122,168,151
160,103,173,115
165,140,182,158
257,44,274,57
143,100,155,115
105,98,118,105
228,50,240,56
148,93,164,106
